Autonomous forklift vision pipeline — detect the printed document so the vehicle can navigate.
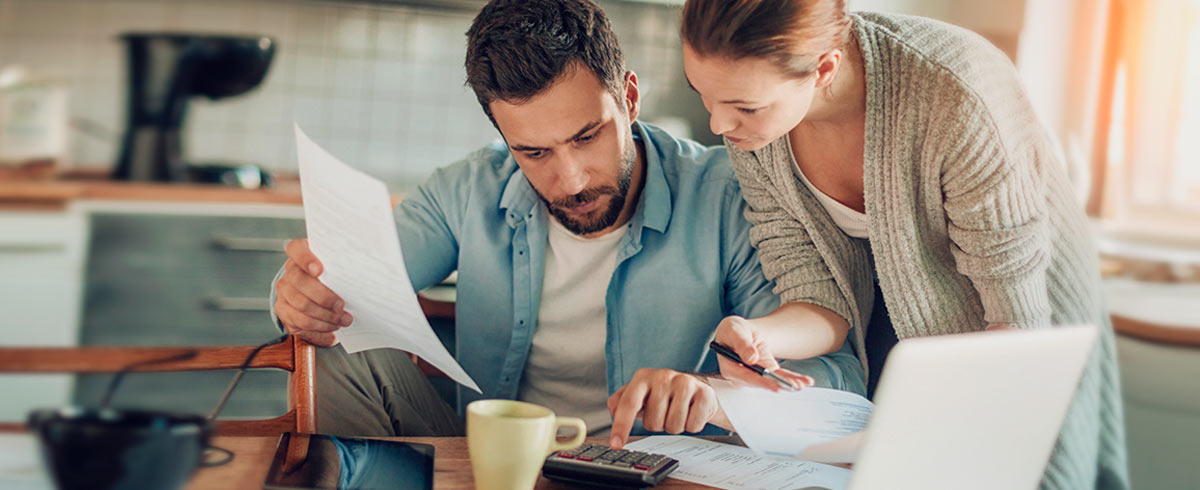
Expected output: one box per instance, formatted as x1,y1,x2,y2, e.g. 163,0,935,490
294,124,480,392
623,436,850,490
709,379,871,462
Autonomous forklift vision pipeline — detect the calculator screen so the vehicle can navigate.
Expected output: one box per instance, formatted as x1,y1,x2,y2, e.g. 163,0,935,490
264,432,434,490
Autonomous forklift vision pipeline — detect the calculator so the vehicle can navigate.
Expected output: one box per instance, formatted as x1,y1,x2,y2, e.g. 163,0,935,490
542,442,679,488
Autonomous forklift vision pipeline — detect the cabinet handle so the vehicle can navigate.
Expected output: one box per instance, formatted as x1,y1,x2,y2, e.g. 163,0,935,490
204,296,272,312
0,244,66,253
211,236,288,253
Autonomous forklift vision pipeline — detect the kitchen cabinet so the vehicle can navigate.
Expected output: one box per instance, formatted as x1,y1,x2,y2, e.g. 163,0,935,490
0,198,311,420
1106,279,1200,490
0,210,86,420
69,201,306,419
0,179,452,422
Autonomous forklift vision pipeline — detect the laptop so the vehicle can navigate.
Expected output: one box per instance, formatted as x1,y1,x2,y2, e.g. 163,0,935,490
846,325,1098,490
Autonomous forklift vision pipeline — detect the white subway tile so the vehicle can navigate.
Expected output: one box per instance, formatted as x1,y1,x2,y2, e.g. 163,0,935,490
5,0,685,180
290,93,328,130
372,8,411,58
331,57,370,95
293,2,335,50
292,52,333,91
103,1,172,35
252,2,298,47
242,128,285,168
332,5,371,54
329,95,364,133
371,59,411,96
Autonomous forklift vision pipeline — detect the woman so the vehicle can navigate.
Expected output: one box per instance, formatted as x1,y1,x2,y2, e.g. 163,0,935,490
679,1,1127,488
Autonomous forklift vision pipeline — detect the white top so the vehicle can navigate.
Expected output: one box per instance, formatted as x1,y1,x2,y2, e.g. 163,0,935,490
517,217,625,436
790,162,870,239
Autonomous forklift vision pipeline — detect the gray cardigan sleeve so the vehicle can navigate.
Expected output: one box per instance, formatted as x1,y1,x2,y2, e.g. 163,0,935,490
939,97,1053,328
725,142,855,326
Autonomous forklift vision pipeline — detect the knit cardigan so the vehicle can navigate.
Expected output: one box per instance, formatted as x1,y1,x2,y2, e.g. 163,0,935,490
725,12,1128,489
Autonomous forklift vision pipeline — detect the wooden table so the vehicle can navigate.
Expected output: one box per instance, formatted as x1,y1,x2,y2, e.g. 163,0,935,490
188,435,724,489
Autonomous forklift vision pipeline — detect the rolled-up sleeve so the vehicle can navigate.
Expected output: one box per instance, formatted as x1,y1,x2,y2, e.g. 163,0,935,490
724,145,866,395
941,103,1053,328
727,144,854,327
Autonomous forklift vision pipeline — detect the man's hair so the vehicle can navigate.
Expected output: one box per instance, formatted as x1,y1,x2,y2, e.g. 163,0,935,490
465,0,627,126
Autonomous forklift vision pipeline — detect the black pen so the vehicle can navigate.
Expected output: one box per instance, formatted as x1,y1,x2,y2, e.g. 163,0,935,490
709,340,799,392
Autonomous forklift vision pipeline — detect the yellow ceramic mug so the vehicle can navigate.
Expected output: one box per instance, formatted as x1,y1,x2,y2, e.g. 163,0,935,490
466,400,587,490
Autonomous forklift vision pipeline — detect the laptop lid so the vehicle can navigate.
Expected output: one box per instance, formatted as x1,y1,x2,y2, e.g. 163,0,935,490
848,325,1098,490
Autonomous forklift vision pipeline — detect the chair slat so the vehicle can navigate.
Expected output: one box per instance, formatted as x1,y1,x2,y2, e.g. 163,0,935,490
217,412,298,437
0,341,295,373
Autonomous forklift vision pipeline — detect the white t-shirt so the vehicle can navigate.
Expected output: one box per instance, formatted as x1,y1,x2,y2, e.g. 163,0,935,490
517,217,625,436
791,162,870,238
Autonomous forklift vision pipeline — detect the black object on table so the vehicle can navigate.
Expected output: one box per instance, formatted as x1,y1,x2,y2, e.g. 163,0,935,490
542,442,679,488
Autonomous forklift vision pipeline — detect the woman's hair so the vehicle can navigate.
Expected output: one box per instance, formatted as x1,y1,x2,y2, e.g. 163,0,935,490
681,0,851,80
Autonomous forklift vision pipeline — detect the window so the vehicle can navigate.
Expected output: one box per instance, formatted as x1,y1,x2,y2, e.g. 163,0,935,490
1095,0,1200,237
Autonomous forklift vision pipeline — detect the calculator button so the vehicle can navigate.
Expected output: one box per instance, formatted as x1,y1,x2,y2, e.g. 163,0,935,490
542,444,678,487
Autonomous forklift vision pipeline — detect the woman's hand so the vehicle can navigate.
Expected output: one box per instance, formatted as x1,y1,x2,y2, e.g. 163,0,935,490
714,315,815,392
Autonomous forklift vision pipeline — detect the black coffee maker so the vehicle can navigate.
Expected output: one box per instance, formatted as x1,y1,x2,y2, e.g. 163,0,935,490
113,33,275,187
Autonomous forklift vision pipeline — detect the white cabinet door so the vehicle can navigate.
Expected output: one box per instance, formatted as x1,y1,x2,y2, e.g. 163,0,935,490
0,209,85,420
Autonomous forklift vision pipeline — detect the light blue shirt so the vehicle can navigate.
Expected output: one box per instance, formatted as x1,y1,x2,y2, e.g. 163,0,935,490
275,122,865,415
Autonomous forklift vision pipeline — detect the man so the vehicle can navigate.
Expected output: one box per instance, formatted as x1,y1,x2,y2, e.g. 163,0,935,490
270,0,864,449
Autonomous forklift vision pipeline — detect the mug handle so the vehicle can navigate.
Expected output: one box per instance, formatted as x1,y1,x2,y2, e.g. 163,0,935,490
549,416,587,453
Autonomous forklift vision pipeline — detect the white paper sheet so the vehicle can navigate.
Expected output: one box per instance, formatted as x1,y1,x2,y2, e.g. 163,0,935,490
623,436,850,490
294,124,480,393
709,380,871,461
792,430,866,464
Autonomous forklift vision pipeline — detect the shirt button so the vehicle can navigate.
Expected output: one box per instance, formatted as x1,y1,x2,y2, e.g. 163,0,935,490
518,320,524,325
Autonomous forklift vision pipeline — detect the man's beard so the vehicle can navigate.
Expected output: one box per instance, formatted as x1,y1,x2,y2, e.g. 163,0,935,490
542,141,636,236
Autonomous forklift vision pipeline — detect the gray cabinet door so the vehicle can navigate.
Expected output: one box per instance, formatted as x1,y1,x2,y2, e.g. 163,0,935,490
74,212,304,418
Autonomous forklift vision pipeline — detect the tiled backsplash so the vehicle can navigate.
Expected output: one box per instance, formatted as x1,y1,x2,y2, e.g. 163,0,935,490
0,0,692,188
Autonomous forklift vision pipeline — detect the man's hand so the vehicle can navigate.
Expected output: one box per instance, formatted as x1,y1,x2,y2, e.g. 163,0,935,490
606,368,721,450
714,315,814,392
273,238,351,347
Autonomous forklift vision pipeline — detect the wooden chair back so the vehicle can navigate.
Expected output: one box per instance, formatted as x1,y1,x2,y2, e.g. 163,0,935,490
0,336,315,436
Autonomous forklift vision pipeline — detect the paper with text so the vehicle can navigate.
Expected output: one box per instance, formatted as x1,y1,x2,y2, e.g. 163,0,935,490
624,436,850,490
710,380,871,462
295,124,480,393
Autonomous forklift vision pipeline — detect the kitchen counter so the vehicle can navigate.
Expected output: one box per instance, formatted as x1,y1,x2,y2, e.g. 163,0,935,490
0,169,405,209
0,180,304,208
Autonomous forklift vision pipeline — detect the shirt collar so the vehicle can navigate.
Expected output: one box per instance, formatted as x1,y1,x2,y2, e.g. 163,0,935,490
498,121,672,234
